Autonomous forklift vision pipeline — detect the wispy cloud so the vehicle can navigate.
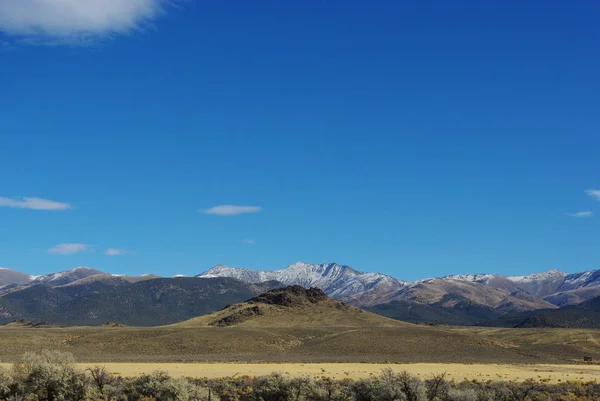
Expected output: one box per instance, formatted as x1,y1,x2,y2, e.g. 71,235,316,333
0,196,72,210
47,243,90,255
242,239,256,245
105,248,131,256
585,189,600,201
202,205,263,216
565,211,594,218
0,0,169,45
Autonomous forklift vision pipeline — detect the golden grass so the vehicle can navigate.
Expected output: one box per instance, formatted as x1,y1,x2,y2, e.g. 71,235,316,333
1,362,597,383
1,325,599,365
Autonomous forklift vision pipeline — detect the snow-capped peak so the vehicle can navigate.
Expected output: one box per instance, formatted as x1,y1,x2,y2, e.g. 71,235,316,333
33,266,105,285
507,269,567,283
443,273,494,283
197,262,408,301
560,270,600,288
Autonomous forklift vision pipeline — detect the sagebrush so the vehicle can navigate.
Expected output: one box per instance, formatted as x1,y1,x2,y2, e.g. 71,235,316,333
1,351,600,401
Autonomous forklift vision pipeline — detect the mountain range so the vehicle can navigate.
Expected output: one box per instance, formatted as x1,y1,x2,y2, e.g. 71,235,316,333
2,263,600,327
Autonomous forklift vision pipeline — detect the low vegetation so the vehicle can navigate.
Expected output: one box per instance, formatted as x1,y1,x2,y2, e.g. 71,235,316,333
2,351,600,400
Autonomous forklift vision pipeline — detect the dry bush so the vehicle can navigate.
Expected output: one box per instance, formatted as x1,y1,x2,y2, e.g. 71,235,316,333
447,388,478,401
0,364,12,400
120,370,216,401
12,350,91,401
424,373,448,401
306,378,353,401
87,365,114,397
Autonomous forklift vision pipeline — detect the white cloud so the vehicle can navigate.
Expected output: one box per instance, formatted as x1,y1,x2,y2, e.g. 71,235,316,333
47,243,90,255
585,189,600,201
105,248,130,256
0,196,72,210
565,211,594,218
242,239,256,245
0,0,169,44
202,205,263,216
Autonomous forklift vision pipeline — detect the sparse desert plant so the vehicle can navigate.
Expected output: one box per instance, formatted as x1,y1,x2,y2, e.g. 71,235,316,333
447,387,478,401
0,364,12,400
252,372,311,401
306,378,352,401
87,365,114,397
12,350,91,401
374,368,424,401
425,372,448,401
351,378,377,401
6,352,600,401
121,370,216,401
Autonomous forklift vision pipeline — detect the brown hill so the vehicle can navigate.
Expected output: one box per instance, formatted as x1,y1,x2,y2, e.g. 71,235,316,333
391,278,557,313
174,286,404,328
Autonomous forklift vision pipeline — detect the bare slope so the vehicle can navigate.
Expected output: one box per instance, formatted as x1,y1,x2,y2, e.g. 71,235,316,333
392,278,557,312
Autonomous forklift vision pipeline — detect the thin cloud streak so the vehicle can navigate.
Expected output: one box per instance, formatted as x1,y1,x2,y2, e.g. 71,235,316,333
0,0,170,44
242,239,256,245
202,205,263,216
105,248,131,256
585,189,600,201
565,211,594,218
47,243,90,255
0,196,72,210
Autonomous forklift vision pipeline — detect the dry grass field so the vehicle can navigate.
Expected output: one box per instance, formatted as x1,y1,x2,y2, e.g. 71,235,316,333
0,325,599,365
0,362,598,383
74,362,600,382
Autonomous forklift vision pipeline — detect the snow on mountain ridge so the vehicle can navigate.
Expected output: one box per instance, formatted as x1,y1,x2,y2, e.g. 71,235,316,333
198,262,409,300
443,273,494,283
33,266,105,285
507,270,567,283
560,270,600,289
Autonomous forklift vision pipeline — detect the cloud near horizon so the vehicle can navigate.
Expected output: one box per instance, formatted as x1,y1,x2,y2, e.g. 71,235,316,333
105,248,131,256
0,0,169,44
586,189,600,201
0,196,72,210
565,211,594,218
202,205,263,216
47,243,91,255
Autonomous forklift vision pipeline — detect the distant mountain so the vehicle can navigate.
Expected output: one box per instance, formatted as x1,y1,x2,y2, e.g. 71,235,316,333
438,270,600,307
32,266,106,286
198,262,408,305
4,263,600,327
0,267,32,288
505,270,568,297
486,296,600,329
365,298,498,326
363,277,557,325
0,277,281,326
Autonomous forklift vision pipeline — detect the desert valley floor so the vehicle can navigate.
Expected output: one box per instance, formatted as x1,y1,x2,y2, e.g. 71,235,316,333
1,325,599,364
2,287,600,383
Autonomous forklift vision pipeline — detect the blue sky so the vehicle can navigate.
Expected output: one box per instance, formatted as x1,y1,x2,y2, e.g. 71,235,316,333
0,1,599,281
